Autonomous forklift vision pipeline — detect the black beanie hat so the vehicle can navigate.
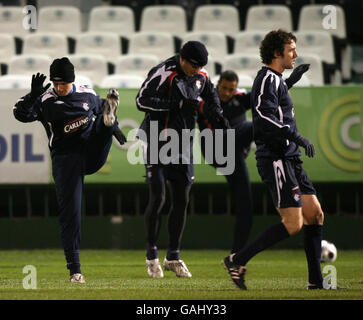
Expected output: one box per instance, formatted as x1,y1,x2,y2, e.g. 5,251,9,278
50,57,75,82
180,41,208,67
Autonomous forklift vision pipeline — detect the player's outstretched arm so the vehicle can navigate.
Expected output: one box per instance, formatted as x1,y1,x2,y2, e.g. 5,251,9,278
13,73,50,123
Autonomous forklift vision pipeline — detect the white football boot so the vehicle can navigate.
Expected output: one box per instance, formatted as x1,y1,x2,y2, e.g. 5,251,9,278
146,258,164,278
70,273,85,283
163,258,192,278
103,88,119,127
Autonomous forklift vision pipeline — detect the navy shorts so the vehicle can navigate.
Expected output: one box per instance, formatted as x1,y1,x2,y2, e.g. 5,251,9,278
257,157,316,208
145,163,194,185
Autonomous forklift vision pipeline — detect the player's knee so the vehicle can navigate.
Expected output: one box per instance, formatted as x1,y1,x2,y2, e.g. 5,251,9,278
283,216,303,236
315,210,324,225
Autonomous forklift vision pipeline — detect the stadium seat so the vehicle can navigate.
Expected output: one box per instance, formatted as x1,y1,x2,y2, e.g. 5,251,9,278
0,34,16,65
140,5,187,38
222,53,262,79
128,32,175,61
38,6,82,38
0,6,30,38
182,31,227,62
192,5,240,36
245,5,293,32
74,75,93,87
236,74,254,87
0,74,31,89
114,54,160,79
88,6,135,37
298,4,351,81
100,74,145,89
75,32,121,62
8,54,52,77
22,33,68,60
68,54,108,87
295,31,340,84
233,31,266,56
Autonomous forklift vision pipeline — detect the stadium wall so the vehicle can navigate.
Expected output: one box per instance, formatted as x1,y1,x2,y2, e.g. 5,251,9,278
0,215,362,250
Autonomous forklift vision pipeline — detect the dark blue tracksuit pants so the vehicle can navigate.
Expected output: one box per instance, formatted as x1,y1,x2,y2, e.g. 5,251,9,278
52,116,116,275
202,121,254,253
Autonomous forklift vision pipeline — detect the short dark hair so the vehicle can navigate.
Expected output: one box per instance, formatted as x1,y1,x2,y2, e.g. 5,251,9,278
219,70,239,83
260,29,296,65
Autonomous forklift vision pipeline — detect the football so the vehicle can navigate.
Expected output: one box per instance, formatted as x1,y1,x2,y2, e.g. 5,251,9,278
321,240,338,263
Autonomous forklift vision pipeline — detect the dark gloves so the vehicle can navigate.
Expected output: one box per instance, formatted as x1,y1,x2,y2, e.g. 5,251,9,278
285,64,310,89
215,113,231,130
30,73,51,99
113,126,127,145
295,134,315,158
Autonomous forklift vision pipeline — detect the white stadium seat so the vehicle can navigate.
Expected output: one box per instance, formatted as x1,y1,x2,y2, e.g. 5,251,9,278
128,32,175,61
0,6,30,38
75,32,121,62
38,6,81,37
192,5,240,36
0,34,16,64
0,75,31,89
140,5,187,38
222,54,262,79
114,54,160,78
88,6,135,37
298,4,351,81
298,4,346,39
22,33,68,60
236,74,254,87
295,31,340,84
68,54,108,87
74,75,93,87
295,31,335,65
245,5,293,32
100,74,145,89
8,54,52,77
182,31,227,62
233,31,266,56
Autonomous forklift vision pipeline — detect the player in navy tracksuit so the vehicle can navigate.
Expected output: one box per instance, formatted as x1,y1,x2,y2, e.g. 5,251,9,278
136,41,230,278
197,71,254,254
13,57,126,283
198,68,309,253
223,30,325,290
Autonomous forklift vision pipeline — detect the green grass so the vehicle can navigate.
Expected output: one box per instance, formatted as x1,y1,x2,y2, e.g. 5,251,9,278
0,249,362,300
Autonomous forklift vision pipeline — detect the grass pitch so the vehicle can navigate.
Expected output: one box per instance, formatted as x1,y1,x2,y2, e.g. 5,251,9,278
0,249,362,300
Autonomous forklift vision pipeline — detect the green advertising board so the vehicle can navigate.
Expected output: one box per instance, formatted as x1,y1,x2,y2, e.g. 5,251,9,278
84,86,362,184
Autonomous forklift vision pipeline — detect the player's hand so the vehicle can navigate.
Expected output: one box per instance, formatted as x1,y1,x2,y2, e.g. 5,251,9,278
285,64,310,89
30,73,51,98
215,113,231,129
113,126,127,145
296,135,315,158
